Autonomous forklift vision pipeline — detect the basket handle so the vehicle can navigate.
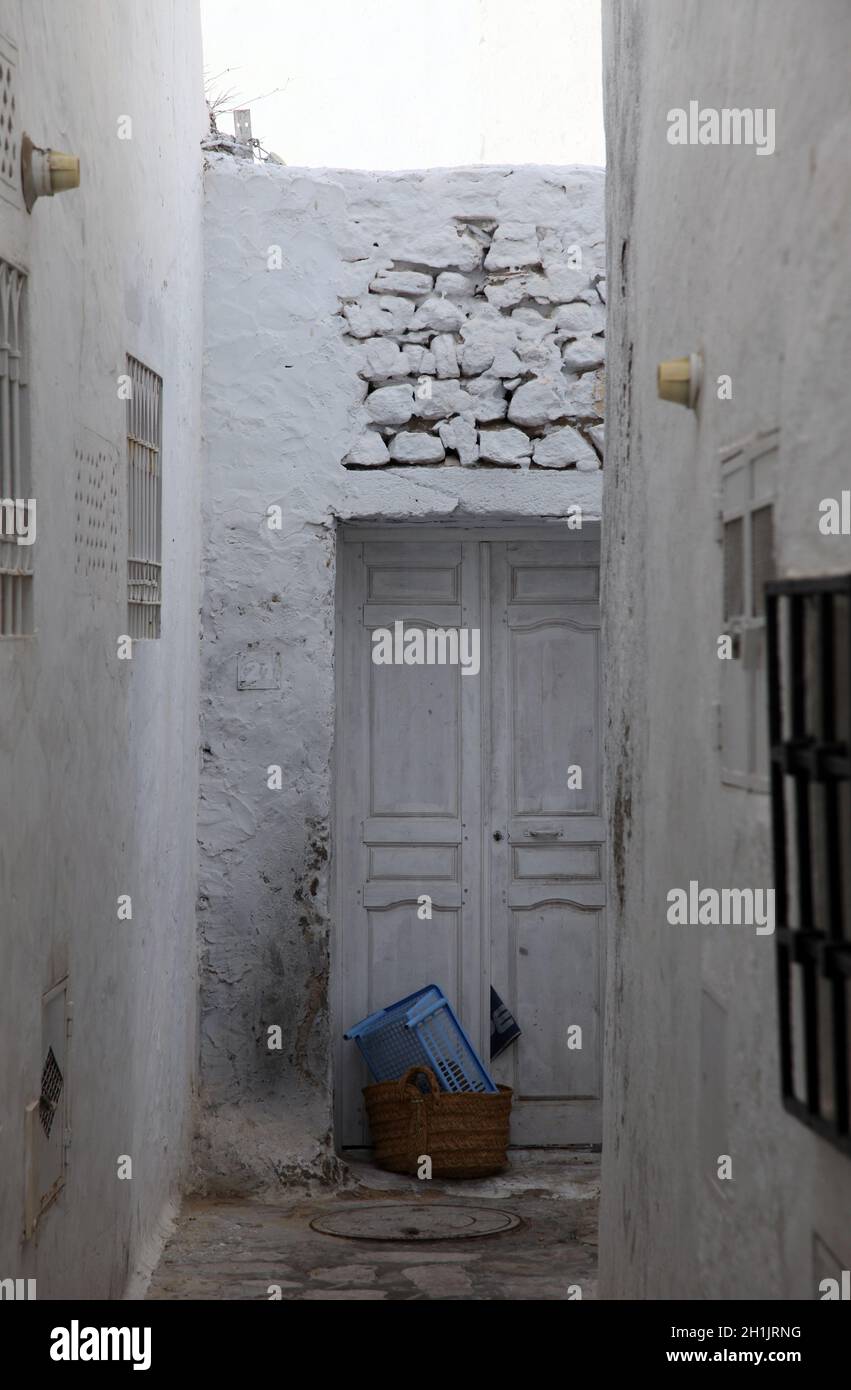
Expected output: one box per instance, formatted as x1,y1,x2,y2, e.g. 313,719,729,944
399,1065,440,1096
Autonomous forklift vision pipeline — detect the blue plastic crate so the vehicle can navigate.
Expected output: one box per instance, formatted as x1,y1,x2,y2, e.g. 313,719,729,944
344,984,498,1094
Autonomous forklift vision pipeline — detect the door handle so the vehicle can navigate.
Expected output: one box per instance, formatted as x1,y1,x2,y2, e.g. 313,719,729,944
528,829,563,839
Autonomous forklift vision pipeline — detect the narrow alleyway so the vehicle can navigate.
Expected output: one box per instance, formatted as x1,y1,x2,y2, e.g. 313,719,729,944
146,1153,599,1301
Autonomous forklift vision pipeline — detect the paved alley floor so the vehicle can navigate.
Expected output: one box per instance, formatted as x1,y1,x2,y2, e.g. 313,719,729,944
145,1150,599,1301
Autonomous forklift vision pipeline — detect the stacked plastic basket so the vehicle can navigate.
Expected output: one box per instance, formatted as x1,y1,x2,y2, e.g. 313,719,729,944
345,984,512,1178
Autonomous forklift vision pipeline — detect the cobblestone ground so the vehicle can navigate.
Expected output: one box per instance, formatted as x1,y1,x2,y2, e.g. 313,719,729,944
146,1151,599,1301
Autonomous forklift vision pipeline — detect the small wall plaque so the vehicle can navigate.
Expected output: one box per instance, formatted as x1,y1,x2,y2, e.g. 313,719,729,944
237,651,282,691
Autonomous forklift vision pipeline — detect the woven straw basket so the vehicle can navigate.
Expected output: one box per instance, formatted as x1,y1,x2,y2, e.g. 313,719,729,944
363,1065,512,1179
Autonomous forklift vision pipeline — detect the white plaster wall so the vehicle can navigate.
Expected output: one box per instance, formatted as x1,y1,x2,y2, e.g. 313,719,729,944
599,0,851,1299
0,1,204,1296
198,158,604,1190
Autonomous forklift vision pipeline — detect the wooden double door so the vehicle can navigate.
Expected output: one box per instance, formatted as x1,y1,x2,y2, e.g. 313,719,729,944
335,524,604,1147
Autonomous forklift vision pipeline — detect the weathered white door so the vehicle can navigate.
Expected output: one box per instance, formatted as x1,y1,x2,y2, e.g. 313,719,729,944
335,525,603,1148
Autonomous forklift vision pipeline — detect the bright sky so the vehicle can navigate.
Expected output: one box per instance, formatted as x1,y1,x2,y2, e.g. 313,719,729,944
200,0,605,170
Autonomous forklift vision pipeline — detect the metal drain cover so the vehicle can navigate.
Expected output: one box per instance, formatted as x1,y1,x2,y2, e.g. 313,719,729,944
310,1202,520,1242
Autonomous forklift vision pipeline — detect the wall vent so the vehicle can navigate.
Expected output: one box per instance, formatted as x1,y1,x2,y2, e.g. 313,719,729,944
25,978,71,1237
74,431,120,588
38,1046,63,1138
0,33,20,207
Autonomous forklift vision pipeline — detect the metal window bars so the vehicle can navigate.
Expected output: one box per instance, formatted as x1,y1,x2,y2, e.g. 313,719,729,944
0,258,31,636
126,356,162,639
766,574,851,1157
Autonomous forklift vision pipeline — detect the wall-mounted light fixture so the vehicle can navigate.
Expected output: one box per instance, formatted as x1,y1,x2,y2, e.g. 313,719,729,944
657,352,702,409
21,134,80,213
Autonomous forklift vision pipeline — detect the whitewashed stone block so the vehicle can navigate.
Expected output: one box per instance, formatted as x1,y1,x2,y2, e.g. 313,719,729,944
388,431,445,463
465,376,508,421
507,379,566,427
385,229,483,273
563,370,604,420
430,333,460,378
413,379,474,420
369,268,434,297
410,296,466,333
344,295,414,338
478,427,532,465
533,425,597,469
484,273,548,310
554,302,605,336
434,271,477,297
345,430,391,466
437,416,479,466
357,337,406,380
484,222,541,271
490,346,524,378
544,265,593,302
561,336,606,374
402,345,436,375
366,383,415,426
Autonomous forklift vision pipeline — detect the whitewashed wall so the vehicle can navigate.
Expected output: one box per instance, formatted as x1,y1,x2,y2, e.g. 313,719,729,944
600,0,851,1300
0,0,204,1297
198,158,605,1190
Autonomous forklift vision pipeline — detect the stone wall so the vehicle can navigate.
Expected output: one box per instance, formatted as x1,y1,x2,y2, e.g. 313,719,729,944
342,205,605,471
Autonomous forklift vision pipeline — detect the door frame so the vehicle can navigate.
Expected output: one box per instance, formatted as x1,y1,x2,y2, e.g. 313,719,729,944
331,517,603,1150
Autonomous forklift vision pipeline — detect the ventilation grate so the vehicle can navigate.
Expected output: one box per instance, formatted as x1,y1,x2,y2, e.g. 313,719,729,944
38,1046,64,1139
74,437,120,583
0,34,19,199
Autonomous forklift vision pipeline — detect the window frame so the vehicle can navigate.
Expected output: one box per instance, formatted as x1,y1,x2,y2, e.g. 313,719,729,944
718,428,779,792
126,354,163,640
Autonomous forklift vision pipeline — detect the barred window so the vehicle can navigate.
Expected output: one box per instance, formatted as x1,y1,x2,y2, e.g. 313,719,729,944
126,356,162,639
766,575,851,1156
0,257,31,636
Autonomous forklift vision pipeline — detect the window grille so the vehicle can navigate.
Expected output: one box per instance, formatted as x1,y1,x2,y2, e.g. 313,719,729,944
126,356,162,638
766,574,851,1157
718,430,778,789
0,257,31,636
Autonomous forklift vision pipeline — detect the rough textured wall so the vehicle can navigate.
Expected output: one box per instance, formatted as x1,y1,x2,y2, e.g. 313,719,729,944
600,0,851,1299
198,159,604,1192
0,1,204,1296
341,190,605,471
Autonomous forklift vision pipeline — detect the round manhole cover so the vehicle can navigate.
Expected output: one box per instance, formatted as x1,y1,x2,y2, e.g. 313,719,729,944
310,1203,521,1242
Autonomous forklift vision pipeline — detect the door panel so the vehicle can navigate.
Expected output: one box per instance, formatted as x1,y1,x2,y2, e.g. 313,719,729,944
488,539,604,1144
337,536,482,1146
336,528,603,1147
